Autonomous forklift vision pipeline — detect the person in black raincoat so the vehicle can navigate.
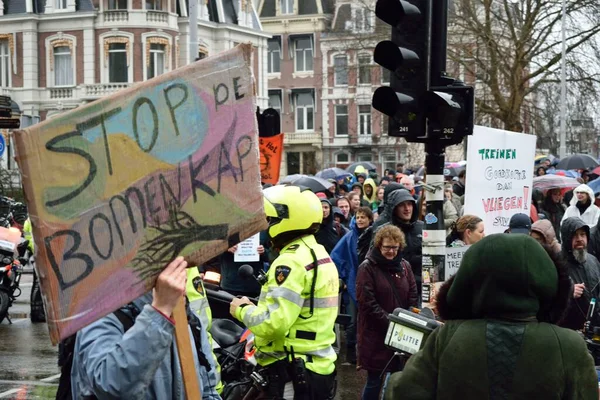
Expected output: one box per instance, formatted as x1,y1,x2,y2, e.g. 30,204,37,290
559,217,600,331
315,198,346,254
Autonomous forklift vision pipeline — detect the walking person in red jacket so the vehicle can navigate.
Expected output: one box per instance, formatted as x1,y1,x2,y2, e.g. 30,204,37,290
356,225,418,400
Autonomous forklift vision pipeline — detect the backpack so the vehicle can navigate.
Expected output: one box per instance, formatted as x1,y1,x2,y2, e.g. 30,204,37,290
55,300,211,400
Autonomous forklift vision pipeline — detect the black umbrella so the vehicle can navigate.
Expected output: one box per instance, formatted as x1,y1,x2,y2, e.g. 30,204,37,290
346,162,377,174
555,154,599,170
290,176,334,193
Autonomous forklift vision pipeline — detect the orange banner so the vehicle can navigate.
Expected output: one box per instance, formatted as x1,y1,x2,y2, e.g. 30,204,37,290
259,133,283,185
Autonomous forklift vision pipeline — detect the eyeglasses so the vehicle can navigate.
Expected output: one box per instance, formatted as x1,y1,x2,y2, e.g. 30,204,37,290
381,245,400,252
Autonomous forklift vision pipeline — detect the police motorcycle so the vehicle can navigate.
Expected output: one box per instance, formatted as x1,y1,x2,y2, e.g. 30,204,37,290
379,307,441,396
0,226,30,324
204,265,350,399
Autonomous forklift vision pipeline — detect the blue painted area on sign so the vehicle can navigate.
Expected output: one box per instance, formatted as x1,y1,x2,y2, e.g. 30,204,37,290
0,134,5,158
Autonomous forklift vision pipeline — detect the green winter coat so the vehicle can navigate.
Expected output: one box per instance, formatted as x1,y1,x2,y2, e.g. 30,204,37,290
385,234,598,400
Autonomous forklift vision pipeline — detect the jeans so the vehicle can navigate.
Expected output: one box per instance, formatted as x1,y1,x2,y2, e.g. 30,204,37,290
362,370,383,400
346,298,357,348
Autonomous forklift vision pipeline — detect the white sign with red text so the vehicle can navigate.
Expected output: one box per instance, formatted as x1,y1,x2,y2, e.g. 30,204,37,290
464,126,536,235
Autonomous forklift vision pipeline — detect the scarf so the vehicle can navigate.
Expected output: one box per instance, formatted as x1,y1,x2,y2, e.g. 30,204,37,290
368,247,404,274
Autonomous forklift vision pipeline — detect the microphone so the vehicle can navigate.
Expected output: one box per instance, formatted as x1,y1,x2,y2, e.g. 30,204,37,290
238,264,268,286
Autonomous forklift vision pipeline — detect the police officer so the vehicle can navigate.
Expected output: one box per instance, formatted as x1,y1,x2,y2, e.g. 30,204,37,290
230,185,339,399
186,266,223,395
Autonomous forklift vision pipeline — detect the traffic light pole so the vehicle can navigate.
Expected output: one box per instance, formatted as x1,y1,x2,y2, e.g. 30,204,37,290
421,141,446,306
422,0,449,307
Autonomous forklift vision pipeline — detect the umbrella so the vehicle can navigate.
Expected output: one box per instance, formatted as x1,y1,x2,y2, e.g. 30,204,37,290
279,174,307,184
533,175,580,192
588,177,600,194
316,168,349,180
592,166,600,176
346,162,377,174
547,169,580,179
290,176,334,193
555,154,599,170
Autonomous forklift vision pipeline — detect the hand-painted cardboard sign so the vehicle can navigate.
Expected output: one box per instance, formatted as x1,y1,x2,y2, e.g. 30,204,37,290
259,134,283,184
14,44,267,344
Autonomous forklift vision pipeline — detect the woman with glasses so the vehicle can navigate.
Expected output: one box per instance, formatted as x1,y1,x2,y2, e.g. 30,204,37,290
356,225,418,400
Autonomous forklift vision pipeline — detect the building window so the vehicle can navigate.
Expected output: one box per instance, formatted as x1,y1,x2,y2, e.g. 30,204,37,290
147,43,165,79
295,92,314,131
268,90,282,116
287,152,300,175
108,43,128,83
146,0,161,10
382,153,398,175
294,36,313,72
381,115,390,135
355,6,372,32
56,0,67,9
267,37,281,73
381,67,391,84
280,0,293,15
335,105,348,136
336,153,349,165
357,153,372,162
359,105,371,136
0,40,10,88
358,55,371,84
108,0,127,9
334,56,348,86
54,46,73,86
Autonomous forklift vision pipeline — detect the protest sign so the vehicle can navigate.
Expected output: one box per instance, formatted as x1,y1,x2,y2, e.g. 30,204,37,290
234,232,260,262
464,126,536,235
259,134,283,185
14,44,267,344
443,246,470,281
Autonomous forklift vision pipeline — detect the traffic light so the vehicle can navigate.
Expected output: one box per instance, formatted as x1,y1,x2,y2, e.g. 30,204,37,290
427,82,474,145
372,0,432,140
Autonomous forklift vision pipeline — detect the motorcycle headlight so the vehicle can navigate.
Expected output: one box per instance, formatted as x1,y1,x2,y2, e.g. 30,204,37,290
2,257,12,265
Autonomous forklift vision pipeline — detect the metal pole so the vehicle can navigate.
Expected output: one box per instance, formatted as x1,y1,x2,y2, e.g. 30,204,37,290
559,0,567,158
421,0,448,307
189,0,198,64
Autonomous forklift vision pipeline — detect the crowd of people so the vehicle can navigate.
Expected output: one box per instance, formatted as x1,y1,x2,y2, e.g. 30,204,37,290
60,158,600,400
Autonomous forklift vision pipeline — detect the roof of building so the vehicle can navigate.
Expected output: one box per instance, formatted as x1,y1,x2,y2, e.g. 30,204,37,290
260,0,333,18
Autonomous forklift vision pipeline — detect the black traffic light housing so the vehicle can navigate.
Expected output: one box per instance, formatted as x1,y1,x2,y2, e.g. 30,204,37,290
373,0,474,144
372,0,431,140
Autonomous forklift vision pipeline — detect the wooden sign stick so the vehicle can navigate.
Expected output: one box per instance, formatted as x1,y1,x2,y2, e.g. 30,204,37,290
173,296,201,400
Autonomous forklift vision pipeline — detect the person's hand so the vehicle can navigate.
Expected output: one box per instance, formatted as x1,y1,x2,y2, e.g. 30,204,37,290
152,256,188,317
230,296,253,317
574,283,585,299
257,245,265,255
228,245,238,253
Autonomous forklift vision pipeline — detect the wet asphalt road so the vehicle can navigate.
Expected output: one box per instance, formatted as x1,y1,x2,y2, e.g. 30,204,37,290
0,274,365,399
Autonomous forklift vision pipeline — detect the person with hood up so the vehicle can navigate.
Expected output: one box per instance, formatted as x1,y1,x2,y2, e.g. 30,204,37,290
540,188,566,241
357,189,424,298
561,184,600,228
559,217,600,331
315,197,346,253
384,234,597,400
330,206,374,365
351,182,371,207
362,178,378,206
354,165,368,185
530,219,562,257
357,225,417,399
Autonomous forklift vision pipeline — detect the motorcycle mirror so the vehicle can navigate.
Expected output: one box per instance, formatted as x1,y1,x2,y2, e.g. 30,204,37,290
238,264,255,280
